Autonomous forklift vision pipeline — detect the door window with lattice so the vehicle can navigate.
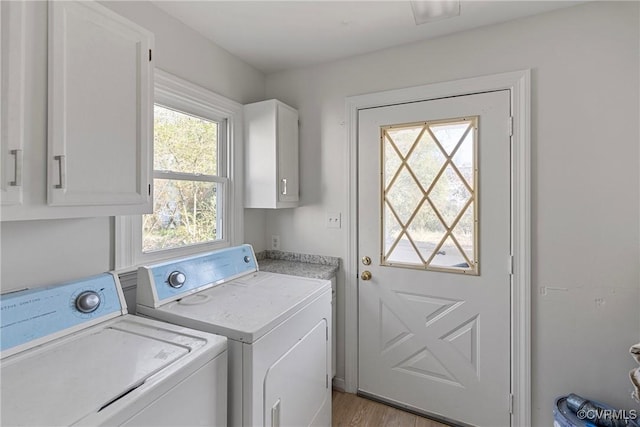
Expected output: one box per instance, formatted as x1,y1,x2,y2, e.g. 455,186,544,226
381,117,478,274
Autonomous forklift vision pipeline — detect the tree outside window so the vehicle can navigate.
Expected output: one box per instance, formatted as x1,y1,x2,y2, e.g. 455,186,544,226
143,105,224,252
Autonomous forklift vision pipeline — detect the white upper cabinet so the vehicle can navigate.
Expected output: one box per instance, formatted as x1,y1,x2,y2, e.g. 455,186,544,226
1,1,153,221
47,1,153,210
0,1,26,207
244,100,299,209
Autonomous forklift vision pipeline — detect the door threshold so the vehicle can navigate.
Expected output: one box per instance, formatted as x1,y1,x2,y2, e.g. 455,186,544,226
357,390,475,427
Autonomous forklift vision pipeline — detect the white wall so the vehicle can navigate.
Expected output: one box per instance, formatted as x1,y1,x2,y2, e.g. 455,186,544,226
0,1,266,290
244,209,267,252
101,1,264,106
264,1,640,424
1,1,637,423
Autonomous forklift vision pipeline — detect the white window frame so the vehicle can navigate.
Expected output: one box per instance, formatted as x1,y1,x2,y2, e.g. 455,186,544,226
115,69,244,270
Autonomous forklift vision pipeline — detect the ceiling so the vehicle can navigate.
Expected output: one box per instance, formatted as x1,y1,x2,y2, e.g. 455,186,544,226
152,1,584,74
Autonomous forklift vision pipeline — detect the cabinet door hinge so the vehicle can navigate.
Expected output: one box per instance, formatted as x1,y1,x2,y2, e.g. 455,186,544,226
149,49,152,62
326,324,329,341
508,116,514,137
509,393,514,414
148,184,151,196
508,255,514,275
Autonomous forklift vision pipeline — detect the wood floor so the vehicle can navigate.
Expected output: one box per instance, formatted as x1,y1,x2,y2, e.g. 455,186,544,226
332,390,450,427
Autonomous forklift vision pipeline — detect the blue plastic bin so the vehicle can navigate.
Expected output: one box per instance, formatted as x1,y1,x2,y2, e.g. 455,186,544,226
554,396,639,427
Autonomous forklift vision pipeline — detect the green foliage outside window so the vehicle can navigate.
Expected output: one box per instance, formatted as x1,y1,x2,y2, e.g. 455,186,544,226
143,106,220,252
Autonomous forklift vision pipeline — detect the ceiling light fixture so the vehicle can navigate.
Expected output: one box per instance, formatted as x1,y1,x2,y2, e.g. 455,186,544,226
410,0,460,25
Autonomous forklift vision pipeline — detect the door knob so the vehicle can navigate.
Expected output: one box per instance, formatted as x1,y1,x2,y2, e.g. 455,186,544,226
361,270,372,281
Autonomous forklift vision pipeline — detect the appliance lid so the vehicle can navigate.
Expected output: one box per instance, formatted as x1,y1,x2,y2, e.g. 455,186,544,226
148,271,330,343
0,316,210,426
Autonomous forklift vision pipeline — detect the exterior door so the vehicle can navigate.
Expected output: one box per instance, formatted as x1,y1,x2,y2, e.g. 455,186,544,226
357,90,512,426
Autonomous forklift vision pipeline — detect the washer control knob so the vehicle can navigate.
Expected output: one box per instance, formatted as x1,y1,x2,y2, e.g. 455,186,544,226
76,291,101,313
168,271,186,288
244,256,251,263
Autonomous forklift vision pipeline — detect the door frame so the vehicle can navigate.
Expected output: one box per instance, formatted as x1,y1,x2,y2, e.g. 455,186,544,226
343,70,531,426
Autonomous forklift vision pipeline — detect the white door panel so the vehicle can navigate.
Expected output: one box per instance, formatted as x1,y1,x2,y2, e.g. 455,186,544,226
263,321,328,427
358,90,511,427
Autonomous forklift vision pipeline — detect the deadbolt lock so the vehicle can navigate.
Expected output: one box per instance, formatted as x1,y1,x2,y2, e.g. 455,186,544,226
361,256,371,266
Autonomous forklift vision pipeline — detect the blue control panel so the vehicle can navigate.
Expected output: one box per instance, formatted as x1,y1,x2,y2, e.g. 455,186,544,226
0,273,124,353
148,244,258,303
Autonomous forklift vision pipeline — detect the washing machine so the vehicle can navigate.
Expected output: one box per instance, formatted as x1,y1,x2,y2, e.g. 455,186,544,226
136,244,332,427
0,272,227,426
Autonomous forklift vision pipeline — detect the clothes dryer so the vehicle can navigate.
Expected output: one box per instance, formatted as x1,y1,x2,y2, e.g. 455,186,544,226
137,244,332,427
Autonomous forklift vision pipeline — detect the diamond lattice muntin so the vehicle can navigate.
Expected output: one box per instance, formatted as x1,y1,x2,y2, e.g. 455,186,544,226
381,117,478,275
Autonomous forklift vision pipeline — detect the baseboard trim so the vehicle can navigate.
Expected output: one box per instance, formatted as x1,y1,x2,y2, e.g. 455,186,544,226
332,377,346,391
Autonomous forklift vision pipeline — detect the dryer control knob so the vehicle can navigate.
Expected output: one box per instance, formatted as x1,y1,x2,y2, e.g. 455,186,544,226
168,271,186,288
75,291,101,313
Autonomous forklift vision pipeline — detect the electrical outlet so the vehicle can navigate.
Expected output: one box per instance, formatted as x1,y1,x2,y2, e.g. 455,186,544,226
326,212,341,229
271,235,280,250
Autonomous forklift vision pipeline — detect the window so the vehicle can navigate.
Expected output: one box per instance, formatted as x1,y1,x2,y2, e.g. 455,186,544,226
143,105,225,252
115,70,244,269
381,117,478,274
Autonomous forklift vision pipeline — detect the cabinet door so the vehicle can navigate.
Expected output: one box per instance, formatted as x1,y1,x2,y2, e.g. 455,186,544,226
47,1,152,209
0,1,25,206
276,103,299,204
